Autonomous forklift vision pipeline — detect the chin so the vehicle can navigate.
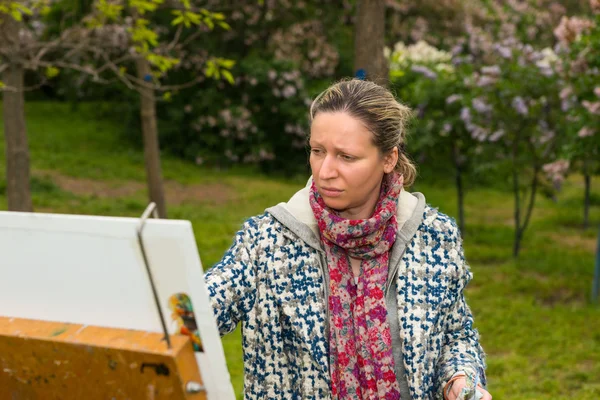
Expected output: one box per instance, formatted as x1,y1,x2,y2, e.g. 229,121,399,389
320,197,348,213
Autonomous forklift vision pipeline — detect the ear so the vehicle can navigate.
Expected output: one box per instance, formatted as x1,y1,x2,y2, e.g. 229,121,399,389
383,147,398,174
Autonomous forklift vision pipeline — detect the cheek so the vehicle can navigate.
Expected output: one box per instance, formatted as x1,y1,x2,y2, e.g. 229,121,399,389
345,165,381,190
309,157,319,176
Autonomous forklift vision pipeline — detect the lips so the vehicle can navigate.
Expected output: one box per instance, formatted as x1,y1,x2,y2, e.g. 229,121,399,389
320,187,343,197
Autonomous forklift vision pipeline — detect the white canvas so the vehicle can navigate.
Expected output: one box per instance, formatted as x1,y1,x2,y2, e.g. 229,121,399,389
0,210,235,400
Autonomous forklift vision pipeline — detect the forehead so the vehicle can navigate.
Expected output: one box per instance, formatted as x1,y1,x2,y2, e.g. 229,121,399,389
310,112,375,147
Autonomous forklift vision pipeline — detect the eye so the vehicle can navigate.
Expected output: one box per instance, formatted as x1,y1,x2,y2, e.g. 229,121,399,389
310,148,324,156
340,154,355,161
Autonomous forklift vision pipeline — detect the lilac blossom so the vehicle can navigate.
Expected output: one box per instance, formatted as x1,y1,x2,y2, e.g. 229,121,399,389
470,125,490,142
281,85,297,98
445,94,462,105
578,126,595,138
441,123,452,137
410,65,437,80
481,65,501,76
553,16,594,45
542,159,570,191
489,130,505,142
460,107,472,125
472,98,492,114
560,87,573,100
476,75,498,87
582,100,600,115
512,96,529,116
494,44,513,59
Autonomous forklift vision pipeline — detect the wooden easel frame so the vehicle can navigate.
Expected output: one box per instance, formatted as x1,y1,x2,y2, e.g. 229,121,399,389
0,316,206,399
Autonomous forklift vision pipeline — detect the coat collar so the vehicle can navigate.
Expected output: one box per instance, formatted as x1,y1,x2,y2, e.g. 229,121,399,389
266,176,424,251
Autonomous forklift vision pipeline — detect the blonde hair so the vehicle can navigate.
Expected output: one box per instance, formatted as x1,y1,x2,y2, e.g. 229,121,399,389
309,79,417,186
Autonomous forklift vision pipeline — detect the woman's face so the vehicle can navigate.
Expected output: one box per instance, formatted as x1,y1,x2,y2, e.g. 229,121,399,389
309,111,398,220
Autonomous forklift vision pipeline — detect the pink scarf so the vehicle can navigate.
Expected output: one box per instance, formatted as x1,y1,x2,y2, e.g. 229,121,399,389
310,173,404,400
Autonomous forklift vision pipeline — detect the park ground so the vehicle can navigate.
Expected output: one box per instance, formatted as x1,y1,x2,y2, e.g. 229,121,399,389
1,102,599,399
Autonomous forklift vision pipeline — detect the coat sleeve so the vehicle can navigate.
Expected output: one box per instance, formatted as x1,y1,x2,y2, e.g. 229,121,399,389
435,224,487,399
204,218,259,336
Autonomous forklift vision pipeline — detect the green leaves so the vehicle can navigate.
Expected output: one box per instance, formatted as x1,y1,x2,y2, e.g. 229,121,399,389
146,54,180,73
129,18,158,52
45,66,60,79
204,58,236,84
171,9,201,28
0,2,33,21
95,0,123,21
129,0,164,15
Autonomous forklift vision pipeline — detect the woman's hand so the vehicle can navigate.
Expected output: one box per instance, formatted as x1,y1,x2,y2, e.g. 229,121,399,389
446,376,492,400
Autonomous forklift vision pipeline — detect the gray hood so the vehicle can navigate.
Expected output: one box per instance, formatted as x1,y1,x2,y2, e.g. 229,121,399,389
266,177,427,276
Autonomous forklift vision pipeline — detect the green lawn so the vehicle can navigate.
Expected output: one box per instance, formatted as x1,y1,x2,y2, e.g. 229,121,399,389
1,101,599,399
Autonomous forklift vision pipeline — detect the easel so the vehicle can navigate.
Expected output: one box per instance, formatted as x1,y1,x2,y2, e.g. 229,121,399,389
0,203,231,399
0,316,205,399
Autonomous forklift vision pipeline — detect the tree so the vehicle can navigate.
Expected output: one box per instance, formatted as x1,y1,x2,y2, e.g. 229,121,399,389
355,0,388,85
0,2,36,211
467,41,564,257
0,0,233,217
555,11,600,229
388,40,478,233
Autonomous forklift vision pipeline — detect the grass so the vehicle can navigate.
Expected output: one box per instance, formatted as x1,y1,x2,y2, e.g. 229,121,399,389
1,101,600,399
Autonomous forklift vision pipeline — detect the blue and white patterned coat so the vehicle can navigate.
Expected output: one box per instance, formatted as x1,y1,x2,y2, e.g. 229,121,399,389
205,186,486,400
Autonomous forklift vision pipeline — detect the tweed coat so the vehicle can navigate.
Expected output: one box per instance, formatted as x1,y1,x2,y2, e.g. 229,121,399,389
205,185,487,400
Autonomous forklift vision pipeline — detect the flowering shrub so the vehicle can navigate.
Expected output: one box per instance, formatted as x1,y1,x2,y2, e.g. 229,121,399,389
553,6,600,227
115,0,350,175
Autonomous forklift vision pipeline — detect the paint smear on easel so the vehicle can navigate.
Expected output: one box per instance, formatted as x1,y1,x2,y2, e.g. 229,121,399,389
168,293,203,352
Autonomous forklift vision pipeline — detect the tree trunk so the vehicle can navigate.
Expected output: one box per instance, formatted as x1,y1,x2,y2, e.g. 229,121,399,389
512,166,522,258
583,159,591,230
354,0,388,86
1,16,33,212
453,142,465,235
511,139,522,258
135,58,167,219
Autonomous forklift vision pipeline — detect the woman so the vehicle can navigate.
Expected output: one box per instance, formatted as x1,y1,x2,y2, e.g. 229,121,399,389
205,79,490,400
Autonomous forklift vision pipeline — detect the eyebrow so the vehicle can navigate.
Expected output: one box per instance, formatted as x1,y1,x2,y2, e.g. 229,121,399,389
309,140,361,154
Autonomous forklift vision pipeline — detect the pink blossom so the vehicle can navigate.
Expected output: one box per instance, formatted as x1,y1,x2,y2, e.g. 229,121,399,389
470,126,489,142
578,126,595,138
553,16,594,45
489,130,505,142
512,96,529,116
282,85,297,98
441,123,452,137
460,107,472,125
595,87,600,98
582,100,600,115
591,0,600,14
559,87,573,100
446,94,462,105
476,75,497,87
542,159,570,191
472,98,492,114
410,65,437,80
494,44,513,59
481,65,501,76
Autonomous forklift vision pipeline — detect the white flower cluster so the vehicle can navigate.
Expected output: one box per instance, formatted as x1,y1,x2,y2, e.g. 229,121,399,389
542,159,570,191
387,40,453,75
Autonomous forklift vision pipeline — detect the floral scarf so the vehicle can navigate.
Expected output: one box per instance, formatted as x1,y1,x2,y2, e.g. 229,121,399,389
309,173,404,400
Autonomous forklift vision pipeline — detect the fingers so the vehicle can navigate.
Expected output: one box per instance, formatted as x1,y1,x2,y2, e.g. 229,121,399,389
448,378,466,400
477,385,493,400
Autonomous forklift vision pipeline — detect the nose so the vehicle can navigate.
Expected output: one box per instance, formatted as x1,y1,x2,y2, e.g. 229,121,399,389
319,154,338,180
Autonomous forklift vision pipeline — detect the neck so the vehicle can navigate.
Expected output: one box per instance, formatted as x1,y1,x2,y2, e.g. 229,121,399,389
337,181,382,220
